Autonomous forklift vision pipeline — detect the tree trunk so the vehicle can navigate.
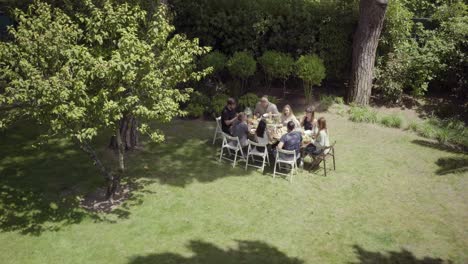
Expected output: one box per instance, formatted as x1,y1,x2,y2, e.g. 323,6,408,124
348,0,388,105
107,126,125,201
109,115,138,151
79,142,115,200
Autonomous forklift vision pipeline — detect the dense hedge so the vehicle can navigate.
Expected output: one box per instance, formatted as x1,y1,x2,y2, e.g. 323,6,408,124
170,0,358,80
171,0,467,112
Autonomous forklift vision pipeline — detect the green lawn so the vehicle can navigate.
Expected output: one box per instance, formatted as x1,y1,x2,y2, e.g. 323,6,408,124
0,113,467,264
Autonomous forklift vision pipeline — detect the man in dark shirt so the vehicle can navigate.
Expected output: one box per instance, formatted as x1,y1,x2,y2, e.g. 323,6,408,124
277,121,302,160
221,98,238,135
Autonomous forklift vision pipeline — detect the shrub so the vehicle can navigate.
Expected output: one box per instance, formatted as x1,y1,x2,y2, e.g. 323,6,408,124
258,50,294,92
408,117,468,148
295,54,326,103
348,106,378,123
319,95,334,111
334,96,344,105
185,91,210,118
379,114,404,128
407,120,420,132
227,51,256,80
319,95,345,111
210,93,230,117
417,121,438,138
238,93,259,110
199,51,227,74
227,51,256,94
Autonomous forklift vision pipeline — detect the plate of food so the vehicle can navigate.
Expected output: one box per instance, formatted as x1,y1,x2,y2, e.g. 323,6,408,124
304,130,313,137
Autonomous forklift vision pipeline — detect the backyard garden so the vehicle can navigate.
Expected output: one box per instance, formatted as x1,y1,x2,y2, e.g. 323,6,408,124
0,0,467,263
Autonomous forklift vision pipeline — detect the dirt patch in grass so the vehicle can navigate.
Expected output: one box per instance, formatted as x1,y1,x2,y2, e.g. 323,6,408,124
79,185,131,213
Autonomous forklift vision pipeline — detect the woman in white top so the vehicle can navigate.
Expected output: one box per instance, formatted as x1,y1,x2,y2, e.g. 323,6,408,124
314,117,330,154
305,117,330,156
280,105,300,129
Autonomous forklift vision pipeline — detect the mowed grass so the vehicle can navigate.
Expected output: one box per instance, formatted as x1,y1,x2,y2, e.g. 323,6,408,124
0,113,467,264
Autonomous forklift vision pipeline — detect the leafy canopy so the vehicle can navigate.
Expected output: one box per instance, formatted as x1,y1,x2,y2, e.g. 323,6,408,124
258,50,294,81
199,51,227,74
295,54,326,86
0,1,210,145
295,54,326,103
226,51,256,80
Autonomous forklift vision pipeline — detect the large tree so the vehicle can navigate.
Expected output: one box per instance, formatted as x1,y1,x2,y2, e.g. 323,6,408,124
0,1,210,199
348,0,388,105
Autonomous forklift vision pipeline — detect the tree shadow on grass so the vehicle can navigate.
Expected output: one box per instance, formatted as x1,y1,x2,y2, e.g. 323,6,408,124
0,120,258,234
435,157,468,175
0,124,121,235
411,139,465,154
128,120,256,187
411,139,468,176
128,240,303,264
349,245,452,264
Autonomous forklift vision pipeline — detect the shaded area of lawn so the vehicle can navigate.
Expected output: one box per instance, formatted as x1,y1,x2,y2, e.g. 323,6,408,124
411,139,468,176
0,120,255,234
127,120,257,187
128,240,304,264
435,157,468,176
350,245,451,264
0,123,112,235
128,242,452,264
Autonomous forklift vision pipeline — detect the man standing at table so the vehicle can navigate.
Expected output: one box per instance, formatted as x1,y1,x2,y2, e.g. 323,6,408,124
254,96,279,117
221,97,238,135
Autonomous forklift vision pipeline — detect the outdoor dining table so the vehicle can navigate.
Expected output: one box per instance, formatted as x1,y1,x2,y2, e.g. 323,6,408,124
248,117,313,147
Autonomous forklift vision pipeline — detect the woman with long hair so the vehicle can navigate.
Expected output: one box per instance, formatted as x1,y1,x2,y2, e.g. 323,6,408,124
280,104,300,129
255,119,269,145
305,117,330,157
301,106,318,135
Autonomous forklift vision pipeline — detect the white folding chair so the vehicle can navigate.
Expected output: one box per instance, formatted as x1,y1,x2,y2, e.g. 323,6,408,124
212,116,223,145
219,133,246,168
273,149,300,182
244,140,270,173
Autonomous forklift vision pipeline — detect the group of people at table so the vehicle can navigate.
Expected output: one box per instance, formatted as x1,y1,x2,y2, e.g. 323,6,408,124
221,95,330,166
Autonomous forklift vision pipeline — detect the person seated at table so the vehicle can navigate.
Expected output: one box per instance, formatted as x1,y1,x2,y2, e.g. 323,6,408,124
221,97,238,135
255,119,269,145
276,121,302,160
254,96,279,117
231,112,250,148
301,106,318,135
280,104,300,129
305,117,330,158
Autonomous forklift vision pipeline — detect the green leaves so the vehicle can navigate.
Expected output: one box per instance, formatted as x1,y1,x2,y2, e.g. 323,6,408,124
0,1,210,146
258,50,294,81
226,51,256,80
295,54,326,103
295,54,326,86
199,51,226,74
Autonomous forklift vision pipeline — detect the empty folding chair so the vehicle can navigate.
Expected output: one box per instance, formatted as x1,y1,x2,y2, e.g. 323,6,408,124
219,133,246,168
273,149,300,182
212,116,223,144
244,140,270,173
